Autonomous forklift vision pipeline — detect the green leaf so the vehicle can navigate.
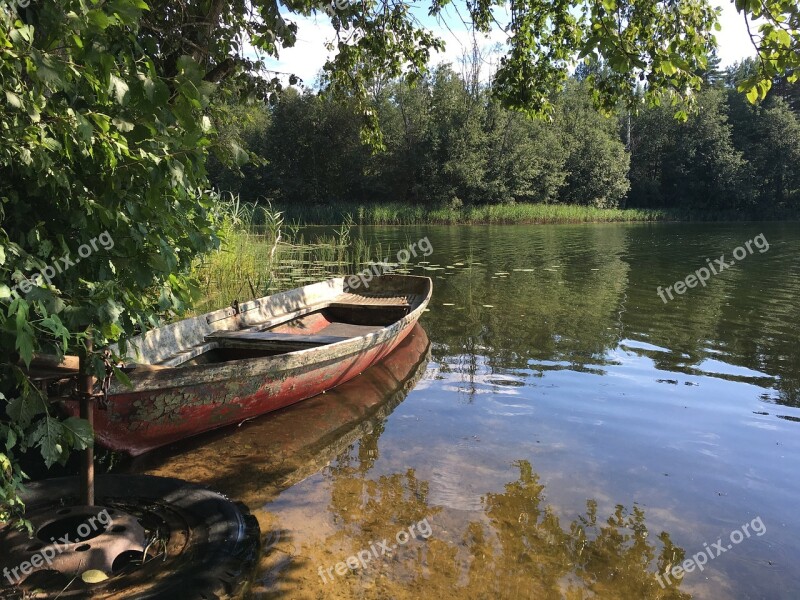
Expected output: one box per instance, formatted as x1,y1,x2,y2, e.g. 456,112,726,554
112,118,135,132
19,148,33,166
176,55,203,81
230,142,249,166
29,417,66,467
101,299,124,323
61,417,94,451
775,29,791,47
90,113,111,133
6,393,47,429
109,74,130,105
5,428,17,452
756,78,772,99
143,77,169,104
82,570,109,584
5,91,22,109
42,138,62,152
15,304,35,366
40,315,70,349
113,366,132,388
87,9,111,29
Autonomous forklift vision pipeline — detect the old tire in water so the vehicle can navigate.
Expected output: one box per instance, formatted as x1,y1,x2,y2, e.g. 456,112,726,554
0,474,261,599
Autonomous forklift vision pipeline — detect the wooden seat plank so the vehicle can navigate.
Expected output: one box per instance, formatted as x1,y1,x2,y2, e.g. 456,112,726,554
316,323,383,337
333,293,418,308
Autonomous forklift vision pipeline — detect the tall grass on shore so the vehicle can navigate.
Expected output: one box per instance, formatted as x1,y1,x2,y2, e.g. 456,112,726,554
275,202,677,226
274,201,800,225
192,196,399,312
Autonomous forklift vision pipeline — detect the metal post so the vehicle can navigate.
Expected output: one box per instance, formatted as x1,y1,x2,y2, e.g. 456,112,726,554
79,337,95,506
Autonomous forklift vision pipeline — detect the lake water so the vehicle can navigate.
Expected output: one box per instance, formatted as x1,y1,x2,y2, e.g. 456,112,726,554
134,222,800,599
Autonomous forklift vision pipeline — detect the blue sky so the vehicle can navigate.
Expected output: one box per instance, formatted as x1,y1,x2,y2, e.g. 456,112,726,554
261,1,756,86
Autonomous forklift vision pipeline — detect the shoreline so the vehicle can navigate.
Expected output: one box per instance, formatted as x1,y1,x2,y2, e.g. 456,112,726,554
273,202,799,226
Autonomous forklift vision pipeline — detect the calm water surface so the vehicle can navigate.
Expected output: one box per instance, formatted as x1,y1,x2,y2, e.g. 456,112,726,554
136,222,800,599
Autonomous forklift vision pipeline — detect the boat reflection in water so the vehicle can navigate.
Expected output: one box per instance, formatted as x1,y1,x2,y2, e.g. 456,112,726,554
131,324,693,599
130,324,431,506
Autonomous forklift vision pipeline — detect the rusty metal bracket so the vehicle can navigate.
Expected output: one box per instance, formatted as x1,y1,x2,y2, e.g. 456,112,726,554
98,349,115,409
68,349,115,410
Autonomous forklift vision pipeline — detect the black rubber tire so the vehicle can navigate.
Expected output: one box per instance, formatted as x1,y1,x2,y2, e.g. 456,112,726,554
0,474,260,599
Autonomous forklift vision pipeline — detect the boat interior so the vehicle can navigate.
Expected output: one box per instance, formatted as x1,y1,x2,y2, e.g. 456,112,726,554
183,298,416,366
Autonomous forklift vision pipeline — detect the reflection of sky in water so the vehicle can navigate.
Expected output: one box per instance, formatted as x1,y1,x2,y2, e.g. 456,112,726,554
691,358,772,379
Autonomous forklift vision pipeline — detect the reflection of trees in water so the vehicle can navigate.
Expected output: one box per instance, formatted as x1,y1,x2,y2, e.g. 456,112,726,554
425,225,631,374
326,460,439,546
477,460,690,599
321,436,690,599
421,224,800,408
618,238,800,408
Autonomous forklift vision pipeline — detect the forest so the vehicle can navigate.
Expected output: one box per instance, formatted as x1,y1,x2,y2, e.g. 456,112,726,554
210,57,800,217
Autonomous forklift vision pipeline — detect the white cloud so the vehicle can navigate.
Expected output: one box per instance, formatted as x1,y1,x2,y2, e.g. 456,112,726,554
259,14,334,86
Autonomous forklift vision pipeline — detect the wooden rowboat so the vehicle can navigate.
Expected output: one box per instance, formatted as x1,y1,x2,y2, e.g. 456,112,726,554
56,275,432,456
131,324,431,495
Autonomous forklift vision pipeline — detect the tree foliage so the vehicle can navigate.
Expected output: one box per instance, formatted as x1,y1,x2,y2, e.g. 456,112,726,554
216,60,800,214
629,61,800,211
1,0,221,524
227,67,630,208
101,0,800,125
629,87,747,209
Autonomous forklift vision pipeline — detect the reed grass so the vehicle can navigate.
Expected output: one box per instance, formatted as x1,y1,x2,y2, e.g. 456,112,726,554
193,196,400,312
277,201,800,225
276,202,680,225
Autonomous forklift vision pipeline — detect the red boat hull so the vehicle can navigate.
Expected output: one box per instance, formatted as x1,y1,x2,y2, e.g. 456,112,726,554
62,322,416,456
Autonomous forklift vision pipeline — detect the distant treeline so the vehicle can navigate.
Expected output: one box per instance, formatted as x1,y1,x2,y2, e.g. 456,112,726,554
209,58,800,215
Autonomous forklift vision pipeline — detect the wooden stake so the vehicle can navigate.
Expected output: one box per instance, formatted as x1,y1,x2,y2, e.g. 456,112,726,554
79,336,95,506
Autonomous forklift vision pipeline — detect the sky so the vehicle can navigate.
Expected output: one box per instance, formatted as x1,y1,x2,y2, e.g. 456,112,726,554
261,1,756,87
